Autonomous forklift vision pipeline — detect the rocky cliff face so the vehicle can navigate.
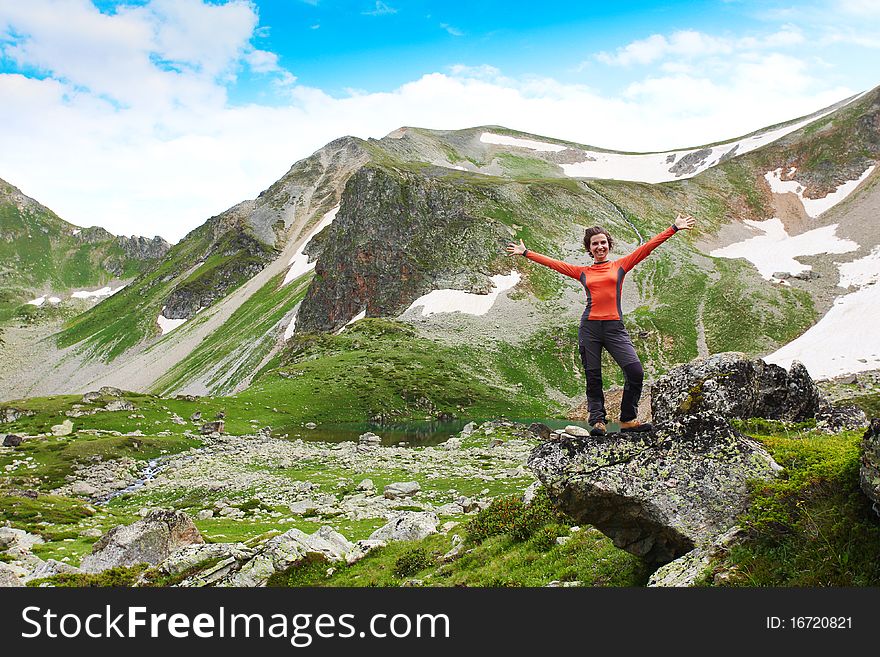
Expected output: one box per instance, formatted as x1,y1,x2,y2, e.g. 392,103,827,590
117,235,171,261
295,165,509,333
162,231,274,320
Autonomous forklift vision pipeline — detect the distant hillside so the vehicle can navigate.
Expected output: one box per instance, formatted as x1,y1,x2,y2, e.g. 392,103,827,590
1,84,878,408
0,177,170,324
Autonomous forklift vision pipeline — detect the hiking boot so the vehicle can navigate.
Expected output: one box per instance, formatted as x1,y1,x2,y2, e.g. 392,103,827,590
590,422,607,436
619,420,653,433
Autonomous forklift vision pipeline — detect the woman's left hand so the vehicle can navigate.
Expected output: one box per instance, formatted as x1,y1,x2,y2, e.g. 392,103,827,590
674,213,696,230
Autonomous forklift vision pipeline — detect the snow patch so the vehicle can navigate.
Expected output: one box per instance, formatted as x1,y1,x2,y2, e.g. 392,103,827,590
157,306,186,335
71,285,125,300
709,218,858,279
403,273,521,317
765,282,880,379
48,297,61,304
283,205,340,286
27,296,46,306
335,309,366,335
480,133,567,152
559,104,843,183
838,247,880,288
764,165,875,218
283,312,299,341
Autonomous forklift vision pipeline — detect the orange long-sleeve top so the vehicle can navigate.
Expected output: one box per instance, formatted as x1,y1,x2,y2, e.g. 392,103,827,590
523,225,678,320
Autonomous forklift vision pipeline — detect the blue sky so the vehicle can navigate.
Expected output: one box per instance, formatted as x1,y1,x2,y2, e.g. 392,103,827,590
1,0,878,242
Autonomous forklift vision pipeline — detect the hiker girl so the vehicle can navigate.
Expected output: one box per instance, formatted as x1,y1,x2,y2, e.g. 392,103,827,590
506,213,696,435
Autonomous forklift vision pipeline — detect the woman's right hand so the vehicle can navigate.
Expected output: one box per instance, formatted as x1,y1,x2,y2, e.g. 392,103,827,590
506,239,526,256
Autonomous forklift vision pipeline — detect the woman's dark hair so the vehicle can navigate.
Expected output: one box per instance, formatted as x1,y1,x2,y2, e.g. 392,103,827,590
583,226,613,256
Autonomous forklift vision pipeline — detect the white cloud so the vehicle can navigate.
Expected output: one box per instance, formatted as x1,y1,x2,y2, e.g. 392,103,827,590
362,2,396,17
0,2,866,245
595,27,804,66
836,0,880,15
440,23,463,37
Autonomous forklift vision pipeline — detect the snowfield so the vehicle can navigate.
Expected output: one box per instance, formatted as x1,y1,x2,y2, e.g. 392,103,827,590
283,205,340,286
403,272,521,317
709,219,858,280
765,165,875,218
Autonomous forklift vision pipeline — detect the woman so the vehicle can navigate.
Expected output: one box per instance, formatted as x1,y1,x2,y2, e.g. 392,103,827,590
507,213,696,435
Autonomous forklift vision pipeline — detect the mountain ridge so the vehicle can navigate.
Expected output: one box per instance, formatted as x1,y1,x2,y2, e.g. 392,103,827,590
0,84,878,404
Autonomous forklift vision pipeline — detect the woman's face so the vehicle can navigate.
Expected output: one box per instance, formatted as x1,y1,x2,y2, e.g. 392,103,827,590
589,234,610,261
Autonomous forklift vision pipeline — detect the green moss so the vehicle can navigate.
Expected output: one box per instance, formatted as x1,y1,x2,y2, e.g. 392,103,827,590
27,564,148,587
706,426,880,586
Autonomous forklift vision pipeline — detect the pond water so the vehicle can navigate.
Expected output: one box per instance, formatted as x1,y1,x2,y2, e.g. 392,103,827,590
272,418,620,447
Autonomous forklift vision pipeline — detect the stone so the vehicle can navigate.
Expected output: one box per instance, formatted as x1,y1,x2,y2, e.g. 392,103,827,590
81,392,102,404
440,436,462,450
356,478,375,493
369,512,439,542
51,419,74,436
440,535,465,563
815,403,867,434
156,543,254,576
528,411,780,564
358,432,381,446
651,353,821,424
522,481,542,505
564,425,591,437
528,422,552,441
200,420,225,435
99,386,124,396
288,500,319,515
79,510,205,573
648,526,747,587
346,540,386,565
3,434,22,447
0,527,44,552
197,510,214,520
200,526,354,587
0,563,23,587
26,559,82,582
104,399,136,412
860,418,880,518
80,528,104,538
305,422,317,429
460,422,477,437
67,481,99,497
2,407,35,423
190,412,202,422
383,481,421,499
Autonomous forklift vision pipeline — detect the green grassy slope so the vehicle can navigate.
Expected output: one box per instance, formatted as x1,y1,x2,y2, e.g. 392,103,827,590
0,183,156,323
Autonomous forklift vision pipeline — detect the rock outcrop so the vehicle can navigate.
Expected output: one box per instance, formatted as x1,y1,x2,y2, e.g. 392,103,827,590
860,418,880,518
178,526,353,587
79,510,204,573
369,511,439,542
294,165,510,333
648,526,746,587
650,353,821,424
528,411,780,564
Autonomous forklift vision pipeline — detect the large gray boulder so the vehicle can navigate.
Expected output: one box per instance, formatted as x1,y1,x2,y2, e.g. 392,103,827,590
528,411,781,564
183,526,354,587
650,353,821,424
26,559,83,583
860,418,880,518
369,511,439,542
79,510,204,573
